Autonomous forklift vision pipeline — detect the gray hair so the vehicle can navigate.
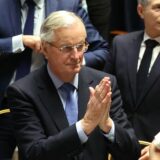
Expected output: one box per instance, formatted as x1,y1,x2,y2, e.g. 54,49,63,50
137,0,149,6
40,10,86,43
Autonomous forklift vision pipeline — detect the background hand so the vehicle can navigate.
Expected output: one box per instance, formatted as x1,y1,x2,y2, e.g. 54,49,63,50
139,146,149,160
22,35,42,53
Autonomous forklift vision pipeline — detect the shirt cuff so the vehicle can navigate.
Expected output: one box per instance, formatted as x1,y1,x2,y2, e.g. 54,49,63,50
12,34,25,53
76,121,88,144
102,120,115,142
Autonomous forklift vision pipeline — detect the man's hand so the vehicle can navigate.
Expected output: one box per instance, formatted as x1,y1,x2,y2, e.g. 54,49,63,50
149,142,160,160
22,35,42,53
139,146,149,160
80,77,112,135
99,86,112,133
139,143,160,160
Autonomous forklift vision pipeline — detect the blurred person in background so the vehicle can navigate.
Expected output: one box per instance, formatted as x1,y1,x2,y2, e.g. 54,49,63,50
104,0,160,144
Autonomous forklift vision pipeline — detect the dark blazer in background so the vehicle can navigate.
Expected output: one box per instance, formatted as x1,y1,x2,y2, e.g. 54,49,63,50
104,31,160,142
110,0,144,32
7,66,140,160
86,0,111,40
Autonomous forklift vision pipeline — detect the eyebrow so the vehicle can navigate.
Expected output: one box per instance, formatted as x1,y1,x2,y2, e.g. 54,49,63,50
58,40,86,46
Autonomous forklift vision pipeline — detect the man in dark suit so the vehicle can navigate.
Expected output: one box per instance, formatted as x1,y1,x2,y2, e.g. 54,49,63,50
104,0,160,142
7,11,140,160
0,0,108,158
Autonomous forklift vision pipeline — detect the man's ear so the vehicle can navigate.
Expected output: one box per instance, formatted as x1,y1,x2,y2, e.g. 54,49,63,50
137,4,145,19
41,41,48,60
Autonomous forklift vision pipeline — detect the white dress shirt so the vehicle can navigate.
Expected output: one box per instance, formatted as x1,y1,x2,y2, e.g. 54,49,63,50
137,33,160,73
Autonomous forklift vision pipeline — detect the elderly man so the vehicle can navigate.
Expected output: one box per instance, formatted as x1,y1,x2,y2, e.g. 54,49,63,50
0,0,108,158
7,11,140,160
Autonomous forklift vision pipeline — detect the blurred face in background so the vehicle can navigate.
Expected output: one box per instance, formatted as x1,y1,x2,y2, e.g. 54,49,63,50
137,0,160,37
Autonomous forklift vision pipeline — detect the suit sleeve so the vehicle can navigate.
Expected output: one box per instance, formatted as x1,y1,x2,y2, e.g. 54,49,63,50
0,0,21,54
107,75,141,160
74,0,109,70
7,85,83,160
0,38,12,54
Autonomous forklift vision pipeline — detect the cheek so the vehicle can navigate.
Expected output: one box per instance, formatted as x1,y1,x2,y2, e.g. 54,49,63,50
79,54,84,63
50,56,66,68
144,14,155,26
155,13,160,24
149,12,160,22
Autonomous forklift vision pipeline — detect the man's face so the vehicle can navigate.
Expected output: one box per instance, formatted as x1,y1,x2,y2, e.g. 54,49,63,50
43,22,87,81
138,0,160,37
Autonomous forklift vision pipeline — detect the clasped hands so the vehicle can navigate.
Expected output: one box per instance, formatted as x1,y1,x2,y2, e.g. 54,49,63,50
81,77,112,135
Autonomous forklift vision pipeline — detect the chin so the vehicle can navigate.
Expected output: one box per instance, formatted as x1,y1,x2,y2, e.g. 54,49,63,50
74,67,81,73
71,66,81,73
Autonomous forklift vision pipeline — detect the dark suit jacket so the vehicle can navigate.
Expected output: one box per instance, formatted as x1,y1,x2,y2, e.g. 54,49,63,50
0,0,108,106
7,65,140,160
86,0,111,40
104,31,160,141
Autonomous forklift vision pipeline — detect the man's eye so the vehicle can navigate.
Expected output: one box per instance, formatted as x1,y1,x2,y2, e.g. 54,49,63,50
77,44,84,50
63,46,73,52
153,5,160,11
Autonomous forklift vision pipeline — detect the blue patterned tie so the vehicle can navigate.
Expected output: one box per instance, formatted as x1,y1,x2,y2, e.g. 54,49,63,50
15,0,36,80
60,83,78,125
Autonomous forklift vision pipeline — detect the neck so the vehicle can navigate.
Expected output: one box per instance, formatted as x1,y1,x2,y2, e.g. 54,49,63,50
58,74,75,83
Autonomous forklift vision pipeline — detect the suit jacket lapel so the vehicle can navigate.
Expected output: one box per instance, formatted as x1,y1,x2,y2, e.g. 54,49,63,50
78,69,91,120
127,32,143,105
78,67,96,120
37,67,69,131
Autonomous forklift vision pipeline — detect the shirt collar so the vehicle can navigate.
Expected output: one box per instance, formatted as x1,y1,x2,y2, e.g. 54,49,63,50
47,65,79,90
143,32,160,44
